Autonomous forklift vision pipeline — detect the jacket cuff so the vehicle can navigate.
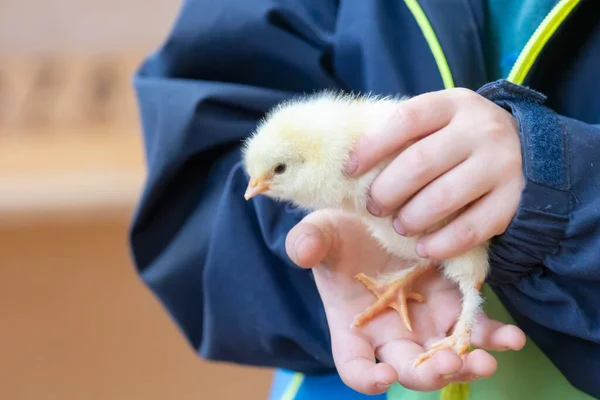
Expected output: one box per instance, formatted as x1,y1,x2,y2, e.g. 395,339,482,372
476,80,572,285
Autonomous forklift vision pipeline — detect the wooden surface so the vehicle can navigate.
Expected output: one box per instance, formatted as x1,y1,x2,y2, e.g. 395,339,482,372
0,53,145,218
0,216,273,400
0,131,145,224
0,0,277,396
0,71,274,399
0,0,180,57
0,13,274,400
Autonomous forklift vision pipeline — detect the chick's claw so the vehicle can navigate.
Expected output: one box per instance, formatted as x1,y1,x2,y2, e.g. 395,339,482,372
412,330,472,369
351,271,426,332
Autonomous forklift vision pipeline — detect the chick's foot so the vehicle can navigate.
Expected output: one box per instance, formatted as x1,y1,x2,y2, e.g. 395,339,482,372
351,266,430,332
412,329,472,368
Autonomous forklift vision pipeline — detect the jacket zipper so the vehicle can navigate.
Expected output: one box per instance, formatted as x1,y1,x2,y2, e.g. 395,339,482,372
507,0,581,85
404,0,455,89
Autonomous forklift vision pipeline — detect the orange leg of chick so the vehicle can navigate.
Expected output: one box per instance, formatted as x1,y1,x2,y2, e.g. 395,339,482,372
412,328,472,369
352,265,431,332
412,280,484,368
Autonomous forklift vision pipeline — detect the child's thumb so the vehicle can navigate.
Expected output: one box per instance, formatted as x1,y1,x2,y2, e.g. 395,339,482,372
285,211,336,268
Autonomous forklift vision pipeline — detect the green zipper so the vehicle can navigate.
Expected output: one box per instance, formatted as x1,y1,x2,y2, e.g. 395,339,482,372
507,0,581,84
404,0,455,89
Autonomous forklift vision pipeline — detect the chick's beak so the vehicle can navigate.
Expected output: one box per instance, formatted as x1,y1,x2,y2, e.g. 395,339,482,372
244,177,270,200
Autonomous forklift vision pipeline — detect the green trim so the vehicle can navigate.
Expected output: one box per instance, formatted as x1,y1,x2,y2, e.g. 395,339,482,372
280,372,304,400
403,0,455,89
507,0,581,84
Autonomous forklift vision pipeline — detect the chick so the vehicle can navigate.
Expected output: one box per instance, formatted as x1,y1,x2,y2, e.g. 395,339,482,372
241,91,490,368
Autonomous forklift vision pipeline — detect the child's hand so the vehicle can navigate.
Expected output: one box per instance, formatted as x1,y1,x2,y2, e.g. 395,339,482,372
345,88,525,260
286,210,525,395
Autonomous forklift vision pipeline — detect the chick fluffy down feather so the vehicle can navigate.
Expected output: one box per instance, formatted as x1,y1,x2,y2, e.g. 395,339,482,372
242,91,490,352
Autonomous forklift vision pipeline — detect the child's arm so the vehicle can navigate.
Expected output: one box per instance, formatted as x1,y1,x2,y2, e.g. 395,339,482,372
129,0,340,373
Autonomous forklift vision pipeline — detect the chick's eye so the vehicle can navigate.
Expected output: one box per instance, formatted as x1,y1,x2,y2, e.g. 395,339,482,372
274,163,287,174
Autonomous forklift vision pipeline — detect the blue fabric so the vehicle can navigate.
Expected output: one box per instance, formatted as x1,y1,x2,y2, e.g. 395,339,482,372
477,80,569,190
268,369,386,400
483,0,559,79
129,0,600,398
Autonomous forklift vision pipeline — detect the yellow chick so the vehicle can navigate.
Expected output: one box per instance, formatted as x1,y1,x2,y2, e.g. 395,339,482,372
241,91,489,367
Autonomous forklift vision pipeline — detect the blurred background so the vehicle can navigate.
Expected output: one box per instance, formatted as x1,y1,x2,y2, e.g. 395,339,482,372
0,0,273,399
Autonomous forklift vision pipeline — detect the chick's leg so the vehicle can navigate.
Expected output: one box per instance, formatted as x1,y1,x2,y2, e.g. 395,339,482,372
413,248,489,368
352,263,432,332
413,281,483,368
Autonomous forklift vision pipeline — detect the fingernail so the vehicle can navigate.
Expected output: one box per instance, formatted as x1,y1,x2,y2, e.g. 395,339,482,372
416,243,428,258
442,374,457,380
377,382,393,391
366,199,381,216
392,218,406,235
344,152,358,175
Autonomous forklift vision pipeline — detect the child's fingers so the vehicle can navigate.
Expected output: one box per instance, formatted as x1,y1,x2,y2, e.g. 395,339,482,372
368,123,471,218
285,212,334,268
330,328,397,394
394,153,495,235
471,317,527,352
345,91,456,177
376,339,464,392
442,349,497,383
416,191,500,259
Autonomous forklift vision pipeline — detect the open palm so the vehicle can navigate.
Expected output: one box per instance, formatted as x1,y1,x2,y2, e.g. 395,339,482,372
285,209,525,395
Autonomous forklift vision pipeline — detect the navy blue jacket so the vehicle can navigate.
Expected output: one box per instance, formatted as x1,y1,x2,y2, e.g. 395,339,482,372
129,0,600,397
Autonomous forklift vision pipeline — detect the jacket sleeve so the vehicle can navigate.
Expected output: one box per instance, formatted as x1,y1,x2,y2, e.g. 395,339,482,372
128,0,341,374
477,80,600,393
